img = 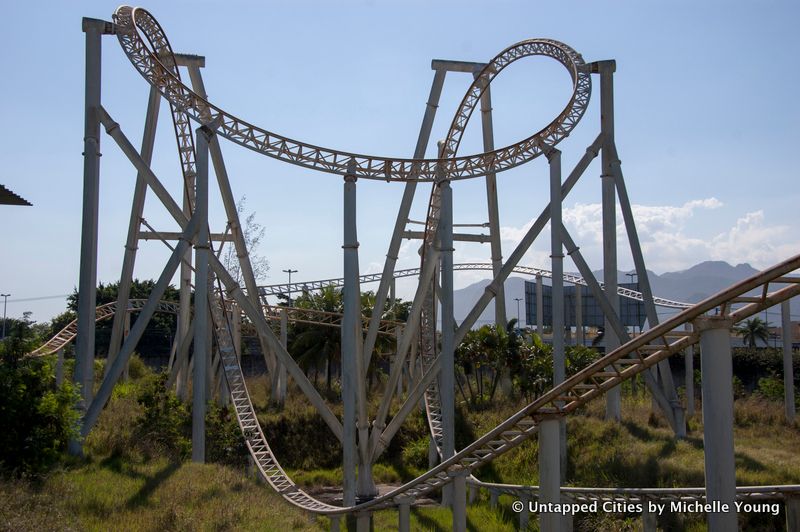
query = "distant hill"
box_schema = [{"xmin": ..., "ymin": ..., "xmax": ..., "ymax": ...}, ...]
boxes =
[{"xmin": 453, "ymin": 260, "xmax": 794, "ymax": 327}]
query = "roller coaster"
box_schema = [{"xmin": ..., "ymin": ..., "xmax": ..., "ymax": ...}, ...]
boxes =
[{"xmin": 54, "ymin": 6, "xmax": 800, "ymax": 531}]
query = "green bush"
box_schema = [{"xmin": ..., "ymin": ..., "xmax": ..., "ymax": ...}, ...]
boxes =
[
  {"xmin": 126, "ymin": 354, "xmax": 149, "ymax": 380},
  {"xmin": 133, "ymin": 373, "xmax": 191, "ymax": 461},
  {"xmin": 756, "ymin": 375, "xmax": 784, "ymax": 401},
  {"xmin": 400, "ymin": 437, "xmax": 430, "ymax": 469},
  {"xmin": 0, "ymin": 356, "xmax": 80, "ymax": 476},
  {"xmin": 206, "ymin": 402, "xmax": 247, "ymax": 468},
  {"xmin": 732, "ymin": 375, "xmax": 746, "ymax": 399}
]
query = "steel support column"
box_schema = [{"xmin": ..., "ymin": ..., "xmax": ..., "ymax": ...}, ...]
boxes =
[
  {"xmin": 536, "ymin": 274, "xmax": 544, "ymax": 336},
  {"xmin": 107, "ymin": 85, "xmax": 160, "ymax": 375},
  {"xmin": 177, "ymin": 158, "xmax": 195, "ymax": 402},
  {"xmin": 342, "ymin": 166, "xmax": 359, "ymax": 507},
  {"xmin": 474, "ymin": 75, "xmax": 506, "ymax": 327},
  {"xmin": 277, "ymin": 307, "xmax": 288, "ymax": 405},
  {"xmin": 539, "ymin": 417, "xmax": 562, "ymax": 532},
  {"xmin": 782, "ymin": 300, "xmax": 796, "ymax": 424},
  {"xmin": 685, "ymin": 322, "xmax": 695, "ymax": 418},
  {"xmin": 187, "ymin": 62, "xmax": 278, "ymax": 399},
  {"xmin": 362, "ymin": 69, "xmax": 446, "ymax": 370},
  {"xmin": 439, "ymin": 175, "xmax": 456, "ymax": 506},
  {"xmin": 575, "ymin": 283, "xmax": 583, "ymax": 345},
  {"xmin": 599, "ymin": 60, "xmax": 620, "ymax": 422},
  {"xmin": 82, "ymin": 219, "xmax": 199, "ymax": 436},
  {"xmin": 696, "ymin": 316, "xmax": 737, "ymax": 531},
  {"xmin": 192, "ymin": 126, "xmax": 211, "ymax": 464},
  {"xmin": 449, "ymin": 469, "xmax": 468, "ymax": 532},
  {"xmin": 396, "ymin": 497, "xmax": 412, "ymax": 532},
  {"xmin": 73, "ymin": 20, "xmax": 103, "ymax": 455},
  {"xmin": 548, "ymin": 147, "xmax": 567, "ymax": 478}
]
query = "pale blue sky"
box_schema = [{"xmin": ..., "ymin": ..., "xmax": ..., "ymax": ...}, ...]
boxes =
[{"xmin": 1, "ymin": 1, "xmax": 798, "ymax": 322}]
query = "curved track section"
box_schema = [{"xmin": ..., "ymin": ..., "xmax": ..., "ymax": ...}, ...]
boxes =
[
  {"xmin": 261, "ymin": 304, "xmax": 401, "ymax": 336},
  {"xmin": 477, "ymin": 481, "xmax": 800, "ymax": 504},
  {"xmin": 25, "ymin": 299, "xmax": 398, "ymax": 361},
  {"xmin": 417, "ymin": 40, "xmax": 588, "ymax": 458},
  {"xmin": 239, "ymin": 253, "xmax": 800, "ymax": 515},
  {"xmin": 108, "ymin": 6, "xmax": 800, "ymax": 518},
  {"xmin": 257, "ymin": 262, "xmax": 691, "ymax": 309},
  {"xmin": 112, "ymin": 7, "xmax": 589, "ymax": 182},
  {"xmin": 26, "ymin": 299, "xmax": 180, "ymax": 358}
]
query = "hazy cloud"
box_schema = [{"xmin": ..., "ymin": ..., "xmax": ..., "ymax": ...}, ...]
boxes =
[{"xmin": 498, "ymin": 198, "xmax": 797, "ymax": 273}]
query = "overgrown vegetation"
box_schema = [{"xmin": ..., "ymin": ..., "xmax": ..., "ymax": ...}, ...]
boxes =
[
  {"xmin": 0, "ymin": 316, "xmax": 80, "ymax": 477},
  {"xmin": 2, "ymin": 281, "xmax": 799, "ymax": 530},
  {"xmin": 63, "ymin": 279, "xmax": 180, "ymax": 357},
  {"xmin": 456, "ymin": 323, "xmax": 601, "ymax": 407}
]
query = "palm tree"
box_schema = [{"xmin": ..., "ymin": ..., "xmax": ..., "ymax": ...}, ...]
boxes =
[
  {"xmin": 735, "ymin": 317, "xmax": 770, "ymax": 348},
  {"xmin": 291, "ymin": 285, "xmax": 343, "ymax": 390}
]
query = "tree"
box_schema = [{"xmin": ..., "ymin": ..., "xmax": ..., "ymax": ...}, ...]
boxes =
[
  {"xmin": 0, "ymin": 315, "xmax": 80, "ymax": 476},
  {"xmin": 290, "ymin": 286, "xmax": 343, "ymax": 391},
  {"xmin": 286, "ymin": 287, "xmax": 409, "ymax": 393},
  {"xmin": 66, "ymin": 280, "xmax": 180, "ymax": 357},
  {"xmin": 735, "ymin": 317, "xmax": 770, "ymax": 348},
  {"xmin": 221, "ymin": 195, "xmax": 269, "ymax": 284},
  {"xmin": 455, "ymin": 324, "xmax": 509, "ymax": 407}
]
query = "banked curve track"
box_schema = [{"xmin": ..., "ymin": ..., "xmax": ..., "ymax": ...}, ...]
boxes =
[
  {"xmin": 257, "ymin": 262, "xmax": 692, "ymax": 309},
  {"xmin": 221, "ymin": 254, "xmax": 800, "ymax": 516},
  {"xmin": 107, "ymin": 5, "xmax": 800, "ymax": 518},
  {"xmin": 24, "ymin": 299, "xmax": 401, "ymax": 359},
  {"xmin": 112, "ymin": 7, "xmax": 590, "ymax": 182}
]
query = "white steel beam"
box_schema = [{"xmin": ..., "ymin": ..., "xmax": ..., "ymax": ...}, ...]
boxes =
[
  {"xmin": 73, "ymin": 19, "xmax": 104, "ymax": 455},
  {"xmin": 695, "ymin": 316, "xmax": 738, "ymax": 531}
]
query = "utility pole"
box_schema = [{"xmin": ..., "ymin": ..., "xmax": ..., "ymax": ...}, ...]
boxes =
[
  {"xmin": 282, "ymin": 268, "xmax": 298, "ymax": 306},
  {"xmin": 1, "ymin": 293, "xmax": 9, "ymax": 339},
  {"xmin": 514, "ymin": 297, "xmax": 523, "ymax": 329},
  {"xmin": 626, "ymin": 272, "xmax": 638, "ymax": 335}
]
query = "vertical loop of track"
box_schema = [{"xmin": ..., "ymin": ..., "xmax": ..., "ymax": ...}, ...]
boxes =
[
  {"xmin": 97, "ymin": 6, "xmax": 800, "ymax": 518},
  {"xmin": 111, "ymin": 6, "xmax": 590, "ymax": 181},
  {"xmin": 418, "ymin": 40, "xmax": 590, "ymax": 456}
]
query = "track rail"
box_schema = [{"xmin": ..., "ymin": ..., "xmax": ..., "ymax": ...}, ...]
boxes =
[
  {"xmin": 24, "ymin": 299, "xmax": 398, "ymax": 359},
  {"xmin": 113, "ymin": 7, "xmax": 589, "ymax": 182},
  {"xmin": 476, "ymin": 480, "xmax": 800, "ymax": 503},
  {"xmin": 26, "ymin": 299, "xmax": 180, "ymax": 358},
  {"xmin": 105, "ymin": 6, "xmax": 800, "ymax": 518},
  {"xmin": 214, "ymin": 255, "xmax": 800, "ymax": 515},
  {"xmin": 410, "ymin": 38, "xmax": 589, "ymax": 457},
  {"xmin": 257, "ymin": 262, "xmax": 691, "ymax": 309},
  {"xmin": 261, "ymin": 304, "xmax": 401, "ymax": 337}
]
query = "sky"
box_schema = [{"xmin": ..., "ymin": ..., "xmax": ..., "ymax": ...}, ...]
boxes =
[{"xmin": 0, "ymin": 0, "xmax": 798, "ymax": 323}]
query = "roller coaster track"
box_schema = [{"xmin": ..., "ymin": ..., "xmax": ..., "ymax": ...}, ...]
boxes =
[
  {"xmin": 216, "ymin": 248, "xmax": 800, "ymax": 516},
  {"xmin": 24, "ymin": 299, "xmax": 399, "ymax": 360},
  {"xmin": 411, "ymin": 39, "xmax": 589, "ymax": 467},
  {"xmin": 261, "ymin": 304, "xmax": 401, "ymax": 337},
  {"xmin": 107, "ymin": 5, "xmax": 800, "ymax": 518},
  {"xmin": 112, "ymin": 8, "xmax": 589, "ymax": 183},
  {"xmin": 477, "ymin": 481, "xmax": 800, "ymax": 504},
  {"xmin": 26, "ymin": 299, "xmax": 180, "ymax": 358},
  {"xmin": 257, "ymin": 262, "xmax": 692, "ymax": 309}
]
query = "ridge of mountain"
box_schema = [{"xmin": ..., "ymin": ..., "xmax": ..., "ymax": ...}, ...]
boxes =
[{"xmin": 452, "ymin": 260, "xmax": 789, "ymax": 326}]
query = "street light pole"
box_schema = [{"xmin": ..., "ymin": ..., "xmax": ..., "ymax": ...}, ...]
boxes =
[
  {"xmin": 1, "ymin": 293, "xmax": 9, "ymax": 340},
  {"xmin": 626, "ymin": 272, "xmax": 638, "ymax": 336},
  {"xmin": 514, "ymin": 297, "xmax": 523, "ymax": 329},
  {"xmin": 282, "ymin": 268, "xmax": 298, "ymax": 306}
]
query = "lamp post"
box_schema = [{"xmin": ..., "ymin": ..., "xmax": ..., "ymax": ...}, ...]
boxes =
[
  {"xmin": 626, "ymin": 272, "xmax": 639, "ymax": 336},
  {"xmin": 1, "ymin": 293, "xmax": 9, "ymax": 340},
  {"xmin": 514, "ymin": 297, "xmax": 523, "ymax": 329},
  {"xmin": 282, "ymin": 269, "xmax": 298, "ymax": 306}
]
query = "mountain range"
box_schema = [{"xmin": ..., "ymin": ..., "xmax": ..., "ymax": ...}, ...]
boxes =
[{"xmin": 453, "ymin": 260, "xmax": 795, "ymax": 327}]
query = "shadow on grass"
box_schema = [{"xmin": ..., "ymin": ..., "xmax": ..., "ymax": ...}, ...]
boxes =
[{"xmin": 125, "ymin": 461, "xmax": 180, "ymax": 509}]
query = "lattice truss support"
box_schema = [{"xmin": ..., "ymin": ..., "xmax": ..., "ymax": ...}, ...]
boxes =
[{"xmin": 67, "ymin": 8, "xmax": 799, "ymax": 531}]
